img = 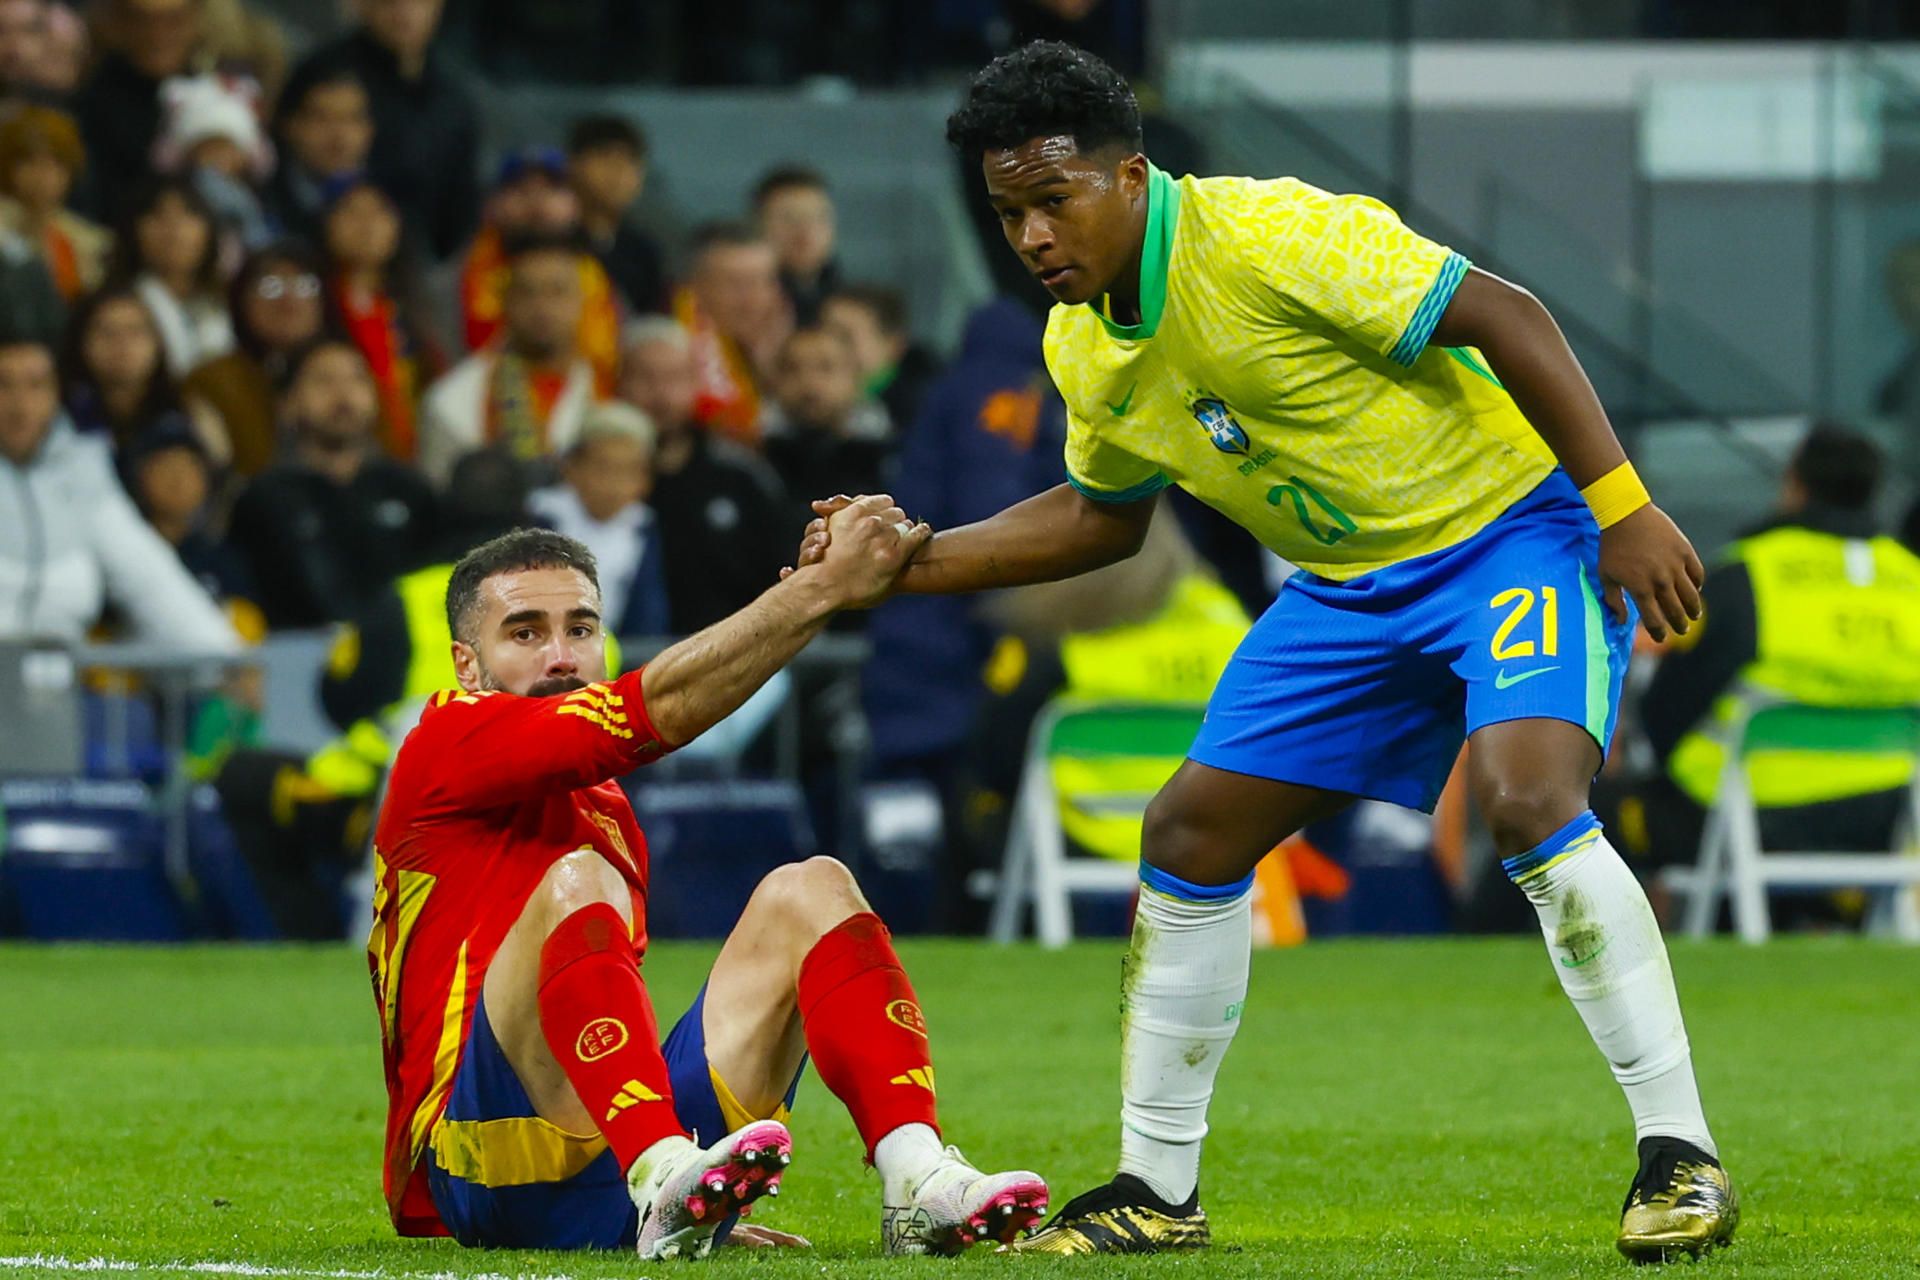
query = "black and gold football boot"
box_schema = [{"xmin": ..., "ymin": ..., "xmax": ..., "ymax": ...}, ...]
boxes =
[
  {"xmin": 1002, "ymin": 1174, "xmax": 1209, "ymax": 1256},
  {"xmin": 1617, "ymin": 1137, "xmax": 1739, "ymax": 1263}
]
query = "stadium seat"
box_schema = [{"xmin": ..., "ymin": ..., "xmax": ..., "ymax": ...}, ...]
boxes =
[
  {"xmin": 0, "ymin": 779, "xmax": 190, "ymax": 941},
  {"xmin": 989, "ymin": 699, "xmax": 1206, "ymax": 947},
  {"xmin": 1672, "ymin": 697, "xmax": 1920, "ymax": 943}
]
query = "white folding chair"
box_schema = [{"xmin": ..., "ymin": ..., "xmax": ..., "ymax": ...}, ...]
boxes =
[
  {"xmin": 989, "ymin": 699, "xmax": 1205, "ymax": 948},
  {"xmin": 1673, "ymin": 695, "xmax": 1920, "ymax": 943}
]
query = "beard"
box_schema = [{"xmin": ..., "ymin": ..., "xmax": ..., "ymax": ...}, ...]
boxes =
[{"xmin": 476, "ymin": 664, "xmax": 589, "ymax": 699}]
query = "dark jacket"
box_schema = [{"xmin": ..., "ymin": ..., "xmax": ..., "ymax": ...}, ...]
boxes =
[
  {"xmin": 292, "ymin": 31, "xmax": 481, "ymax": 260},
  {"xmin": 860, "ymin": 297, "xmax": 1068, "ymax": 762},
  {"xmin": 225, "ymin": 454, "xmax": 437, "ymax": 628},
  {"xmin": 592, "ymin": 222, "xmax": 669, "ymax": 317},
  {"xmin": 650, "ymin": 432, "xmax": 791, "ymax": 634},
  {"xmin": 70, "ymin": 54, "xmax": 165, "ymax": 225}
]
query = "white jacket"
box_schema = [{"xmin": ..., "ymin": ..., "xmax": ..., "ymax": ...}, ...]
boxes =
[
  {"xmin": 417, "ymin": 352, "xmax": 597, "ymax": 489},
  {"xmin": 0, "ymin": 418, "xmax": 240, "ymax": 652}
]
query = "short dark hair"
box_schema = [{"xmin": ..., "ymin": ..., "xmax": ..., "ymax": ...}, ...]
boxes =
[
  {"xmin": 502, "ymin": 227, "xmax": 588, "ymax": 267},
  {"xmin": 275, "ymin": 62, "xmax": 366, "ymax": 132},
  {"xmin": 276, "ymin": 336, "xmax": 365, "ymax": 397},
  {"xmin": 945, "ymin": 40, "xmax": 1143, "ymax": 166},
  {"xmin": 752, "ymin": 165, "xmax": 827, "ymax": 209},
  {"xmin": 687, "ymin": 219, "xmax": 765, "ymax": 261},
  {"xmin": 825, "ymin": 284, "xmax": 908, "ymax": 338},
  {"xmin": 446, "ymin": 528, "xmax": 601, "ymax": 644},
  {"xmin": 568, "ymin": 114, "xmax": 648, "ymax": 162},
  {"xmin": 1790, "ymin": 422, "xmax": 1883, "ymax": 512}
]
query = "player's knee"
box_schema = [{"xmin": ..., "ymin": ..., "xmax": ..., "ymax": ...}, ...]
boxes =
[
  {"xmin": 1478, "ymin": 778, "xmax": 1584, "ymax": 858},
  {"xmin": 1141, "ymin": 789, "xmax": 1212, "ymax": 882},
  {"xmin": 748, "ymin": 856, "xmax": 865, "ymax": 941},
  {"xmin": 530, "ymin": 849, "xmax": 630, "ymax": 933}
]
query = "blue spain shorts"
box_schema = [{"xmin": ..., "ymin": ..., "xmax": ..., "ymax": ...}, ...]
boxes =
[
  {"xmin": 425, "ymin": 984, "xmax": 805, "ymax": 1251},
  {"xmin": 1189, "ymin": 470, "xmax": 1638, "ymax": 813}
]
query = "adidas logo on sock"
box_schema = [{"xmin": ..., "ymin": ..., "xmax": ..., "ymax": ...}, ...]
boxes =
[
  {"xmin": 889, "ymin": 1067, "xmax": 936, "ymax": 1093},
  {"xmin": 604, "ymin": 1078, "xmax": 663, "ymax": 1122}
]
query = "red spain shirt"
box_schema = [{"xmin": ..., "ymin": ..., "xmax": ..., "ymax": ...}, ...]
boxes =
[{"xmin": 367, "ymin": 671, "xmax": 669, "ymax": 1234}]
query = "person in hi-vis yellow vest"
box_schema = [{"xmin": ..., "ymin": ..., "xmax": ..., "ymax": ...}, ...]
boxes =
[{"xmin": 1617, "ymin": 425, "xmax": 1920, "ymax": 889}]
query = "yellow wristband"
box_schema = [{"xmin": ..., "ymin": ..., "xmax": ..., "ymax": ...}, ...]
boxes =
[{"xmin": 1580, "ymin": 461, "xmax": 1651, "ymax": 530}]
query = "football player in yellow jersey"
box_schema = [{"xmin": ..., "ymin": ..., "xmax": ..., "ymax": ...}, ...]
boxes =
[{"xmin": 800, "ymin": 41, "xmax": 1733, "ymax": 1263}]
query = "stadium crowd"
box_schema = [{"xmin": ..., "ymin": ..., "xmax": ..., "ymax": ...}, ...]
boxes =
[
  {"xmin": 7, "ymin": 0, "xmax": 1919, "ymax": 950},
  {"xmin": 0, "ymin": 0, "xmax": 1178, "ymax": 939}
]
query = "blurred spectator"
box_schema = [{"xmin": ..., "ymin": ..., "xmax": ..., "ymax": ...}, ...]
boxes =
[
  {"xmin": 117, "ymin": 417, "xmax": 253, "ymax": 605},
  {"xmin": 321, "ymin": 175, "xmax": 441, "ymax": 463},
  {"xmin": 1613, "ymin": 425, "xmax": 1920, "ymax": 888},
  {"xmin": 182, "ymin": 240, "xmax": 326, "ymax": 477},
  {"xmin": 1000, "ymin": 0, "xmax": 1146, "ymax": 78},
  {"xmin": 151, "ymin": 72, "xmax": 274, "ymax": 251},
  {"xmin": 61, "ymin": 283, "xmax": 228, "ymax": 460},
  {"xmin": 752, "ymin": 165, "xmax": 839, "ymax": 324},
  {"xmin": 421, "ymin": 232, "xmax": 597, "ymax": 487},
  {"xmin": 821, "ymin": 284, "xmax": 938, "ymax": 435},
  {"xmin": 71, "ymin": 0, "xmax": 213, "ymax": 225},
  {"xmin": 37, "ymin": 3, "xmax": 86, "ymax": 96},
  {"xmin": 0, "ymin": 0, "xmax": 49, "ymax": 107},
  {"xmin": 293, "ymin": 0, "xmax": 479, "ymax": 260},
  {"xmin": 760, "ymin": 324, "xmax": 889, "ymax": 537},
  {"xmin": 111, "ymin": 175, "xmax": 234, "ymax": 377},
  {"xmin": 672, "ymin": 221, "xmax": 789, "ymax": 446},
  {"xmin": 0, "ymin": 106, "xmax": 110, "ymax": 301},
  {"xmin": 567, "ymin": 113, "xmax": 666, "ymax": 316},
  {"xmin": 0, "ymin": 329, "xmax": 238, "ymax": 648},
  {"xmin": 620, "ymin": 315, "xmax": 789, "ymax": 633},
  {"xmin": 1875, "ymin": 238, "xmax": 1920, "ymax": 421},
  {"xmin": 197, "ymin": 0, "xmax": 286, "ymax": 100},
  {"xmin": 0, "ymin": 223, "xmax": 64, "ymax": 343},
  {"xmin": 460, "ymin": 147, "xmax": 620, "ymax": 391},
  {"xmin": 225, "ymin": 337, "xmax": 434, "ymax": 628},
  {"xmin": 265, "ymin": 64, "xmax": 373, "ymax": 246},
  {"xmin": 860, "ymin": 295, "xmax": 1066, "ymax": 770},
  {"xmin": 528, "ymin": 400, "xmax": 669, "ymax": 638}
]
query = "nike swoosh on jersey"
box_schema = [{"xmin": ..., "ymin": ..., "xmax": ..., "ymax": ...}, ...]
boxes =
[
  {"xmin": 1106, "ymin": 382, "xmax": 1138, "ymax": 416},
  {"xmin": 1494, "ymin": 665, "xmax": 1561, "ymax": 690}
]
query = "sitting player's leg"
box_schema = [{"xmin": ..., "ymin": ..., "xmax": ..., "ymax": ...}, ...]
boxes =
[
  {"xmin": 687, "ymin": 855, "xmax": 1047, "ymax": 1254},
  {"xmin": 452, "ymin": 850, "xmax": 789, "ymax": 1258},
  {"xmin": 1016, "ymin": 762, "xmax": 1349, "ymax": 1256},
  {"xmin": 1469, "ymin": 721, "xmax": 1735, "ymax": 1260}
]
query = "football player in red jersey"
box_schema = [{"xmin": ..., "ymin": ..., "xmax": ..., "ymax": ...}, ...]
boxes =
[{"xmin": 369, "ymin": 498, "xmax": 1047, "ymax": 1260}]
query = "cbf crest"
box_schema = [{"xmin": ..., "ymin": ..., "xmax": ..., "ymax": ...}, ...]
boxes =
[{"xmin": 1191, "ymin": 396, "xmax": 1249, "ymax": 456}]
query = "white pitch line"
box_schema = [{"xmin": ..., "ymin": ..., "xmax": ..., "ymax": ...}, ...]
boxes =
[{"xmin": 0, "ymin": 1256, "xmax": 578, "ymax": 1280}]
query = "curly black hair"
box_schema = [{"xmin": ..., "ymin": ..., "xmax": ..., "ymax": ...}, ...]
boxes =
[{"xmin": 945, "ymin": 41, "xmax": 1142, "ymax": 165}]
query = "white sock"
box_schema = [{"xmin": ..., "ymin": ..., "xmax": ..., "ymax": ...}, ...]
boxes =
[
  {"xmin": 1508, "ymin": 813, "xmax": 1717, "ymax": 1157},
  {"xmin": 874, "ymin": 1122, "xmax": 946, "ymax": 1196},
  {"xmin": 1115, "ymin": 877, "xmax": 1252, "ymax": 1205}
]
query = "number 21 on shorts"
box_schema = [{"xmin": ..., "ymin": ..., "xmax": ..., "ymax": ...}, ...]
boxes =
[{"xmin": 1489, "ymin": 586, "xmax": 1558, "ymax": 661}]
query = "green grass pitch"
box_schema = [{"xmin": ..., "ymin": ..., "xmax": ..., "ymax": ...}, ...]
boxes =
[{"xmin": 2, "ymin": 937, "xmax": 1917, "ymax": 1278}]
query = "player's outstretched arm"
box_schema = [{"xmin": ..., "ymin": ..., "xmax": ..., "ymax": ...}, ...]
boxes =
[
  {"xmin": 790, "ymin": 482, "xmax": 1154, "ymax": 597},
  {"xmin": 1432, "ymin": 267, "xmax": 1705, "ymax": 642},
  {"xmin": 641, "ymin": 495, "xmax": 931, "ymax": 746}
]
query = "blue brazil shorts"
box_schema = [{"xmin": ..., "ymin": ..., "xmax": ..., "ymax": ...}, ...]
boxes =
[
  {"xmin": 426, "ymin": 984, "xmax": 804, "ymax": 1250},
  {"xmin": 1189, "ymin": 469, "xmax": 1638, "ymax": 813}
]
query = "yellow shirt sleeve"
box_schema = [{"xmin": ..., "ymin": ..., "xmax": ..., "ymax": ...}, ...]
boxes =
[
  {"xmin": 1243, "ymin": 179, "xmax": 1469, "ymax": 367},
  {"xmin": 1064, "ymin": 403, "xmax": 1168, "ymax": 502}
]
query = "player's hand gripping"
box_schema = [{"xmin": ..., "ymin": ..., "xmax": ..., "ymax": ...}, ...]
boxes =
[
  {"xmin": 1598, "ymin": 503, "xmax": 1705, "ymax": 643},
  {"xmin": 782, "ymin": 493, "xmax": 906, "ymax": 580},
  {"xmin": 811, "ymin": 493, "xmax": 931, "ymax": 609}
]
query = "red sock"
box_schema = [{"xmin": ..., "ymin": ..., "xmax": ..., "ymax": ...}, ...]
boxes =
[
  {"xmin": 796, "ymin": 913, "xmax": 940, "ymax": 1159},
  {"xmin": 537, "ymin": 903, "xmax": 684, "ymax": 1171}
]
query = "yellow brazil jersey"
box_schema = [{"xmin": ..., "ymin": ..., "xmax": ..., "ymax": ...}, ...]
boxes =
[{"xmin": 1045, "ymin": 165, "xmax": 1557, "ymax": 581}]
